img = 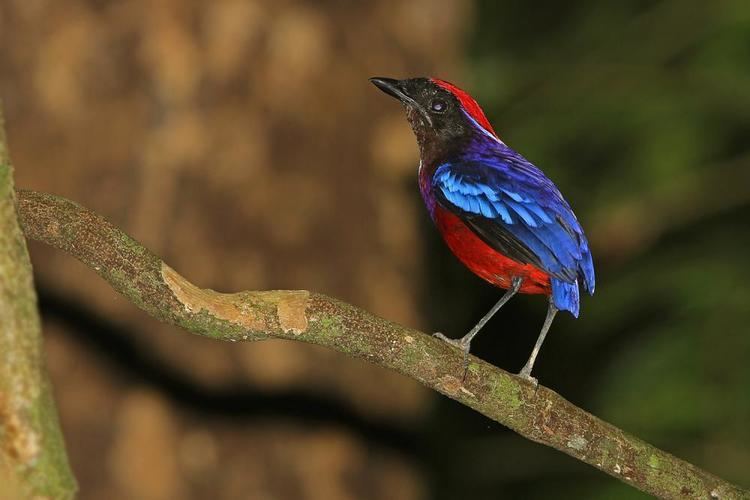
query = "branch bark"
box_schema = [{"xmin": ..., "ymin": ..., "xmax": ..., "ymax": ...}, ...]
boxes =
[
  {"xmin": 0, "ymin": 115, "xmax": 76, "ymax": 497},
  {"xmin": 15, "ymin": 189, "xmax": 750, "ymax": 500}
]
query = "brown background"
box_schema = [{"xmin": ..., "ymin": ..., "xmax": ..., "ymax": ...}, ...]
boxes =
[
  {"xmin": 1, "ymin": 1, "xmax": 470, "ymax": 498},
  {"xmin": 5, "ymin": 1, "xmax": 750, "ymax": 498}
]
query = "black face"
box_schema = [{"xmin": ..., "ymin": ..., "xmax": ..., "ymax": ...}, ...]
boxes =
[{"xmin": 370, "ymin": 77, "xmax": 473, "ymax": 159}]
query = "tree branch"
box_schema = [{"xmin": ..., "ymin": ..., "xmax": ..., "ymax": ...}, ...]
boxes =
[
  {"xmin": 15, "ymin": 189, "xmax": 749, "ymax": 499},
  {"xmin": 0, "ymin": 118, "xmax": 76, "ymax": 496}
]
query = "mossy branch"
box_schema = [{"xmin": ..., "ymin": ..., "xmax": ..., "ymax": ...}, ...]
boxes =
[
  {"xmin": 0, "ymin": 114, "xmax": 76, "ymax": 497},
  {"xmin": 14, "ymin": 189, "xmax": 750, "ymax": 500}
]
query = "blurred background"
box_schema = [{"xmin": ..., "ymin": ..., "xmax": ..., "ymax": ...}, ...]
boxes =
[{"xmin": 1, "ymin": 0, "xmax": 749, "ymax": 498}]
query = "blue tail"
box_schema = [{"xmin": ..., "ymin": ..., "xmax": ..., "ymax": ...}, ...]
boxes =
[{"xmin": 551, "ymin": 278, "xmax": 580, "ymax": 317}]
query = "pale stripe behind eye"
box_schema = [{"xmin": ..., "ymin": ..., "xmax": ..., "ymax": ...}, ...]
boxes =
[{"xmin": 462, "ymin": 110, "xmax": 503, "ymax": 144}]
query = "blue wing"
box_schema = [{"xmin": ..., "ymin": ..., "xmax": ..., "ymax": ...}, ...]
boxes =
[{"xmin": 432, "ymin": 150, "xmax": 595, "ymax": 316}]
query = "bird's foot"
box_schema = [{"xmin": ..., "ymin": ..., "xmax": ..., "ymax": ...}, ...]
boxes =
[
  {"xmin": 433, "ymin": 332, "xmax": 472, "ymax": 379},
  {"xmin": 517, "ymin": 366, "xmax": 538, "ymax": 388},
  {"xmin": 433, "ymin": 332, "xmax": 471, "ymax": 352}
]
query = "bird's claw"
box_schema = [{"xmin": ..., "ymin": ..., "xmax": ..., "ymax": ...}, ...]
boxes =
[
  {"xmin": 433, "ymin": 332, "xmax": 470, "ymax": 353},
  {"xmin": 433, "ymin": 332, "xmax": 472, "ymax": 380},
  {"xmin": 517, "ymin": 367, "xmax": 538, "ymax": 388},
  {"xmin": 432, "ymin": 332, "xmax": 454, "ymax": 344}
]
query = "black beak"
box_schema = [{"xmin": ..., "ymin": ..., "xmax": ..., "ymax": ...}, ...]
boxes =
[
  {"xmin": 369, "ymin": 77, "xmax": 409, "ymax": 102},
  {"xmin": 369, "ymin": 76, "xmax": 432, "ymax": 125}
]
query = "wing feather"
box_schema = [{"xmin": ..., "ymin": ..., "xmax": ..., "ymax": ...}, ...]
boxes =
[{"xmin": 432, "ymin": 155, "xmax": 595, "ymax": 294}]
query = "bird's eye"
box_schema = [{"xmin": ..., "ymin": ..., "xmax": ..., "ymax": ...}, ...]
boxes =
[{"xmin": 430, "ymin": 99, "xmax": 447, "ymax": 113}]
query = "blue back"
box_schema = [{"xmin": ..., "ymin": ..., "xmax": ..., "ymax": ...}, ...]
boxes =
[{"xmin": 431, "ymin": 142, "xmax": 595, "ymax": 316}]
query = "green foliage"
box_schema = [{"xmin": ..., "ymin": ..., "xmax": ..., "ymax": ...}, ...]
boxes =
[{"xmin": 428, "ymin": 1, "xmax": 750, "ymax": 497}]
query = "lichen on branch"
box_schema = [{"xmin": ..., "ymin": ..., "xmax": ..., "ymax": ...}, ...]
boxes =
[{"xmin": 14, "ymin": 189, "xmax": 750, "ymax": 500}]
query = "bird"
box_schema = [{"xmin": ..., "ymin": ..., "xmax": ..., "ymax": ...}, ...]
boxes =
[{"xmin": 370, "ymin": 77, "xmax": 595, "ymax": 383}]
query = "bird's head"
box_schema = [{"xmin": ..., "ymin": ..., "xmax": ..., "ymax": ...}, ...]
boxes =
[{"xmin": 370, "ymin": 77, "xmax": 500, "ymax": 161}]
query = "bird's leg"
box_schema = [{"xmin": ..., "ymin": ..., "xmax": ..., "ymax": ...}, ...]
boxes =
[
  {"xmin": 518, "ymin": 298, "xmax": 558, "ymax": 385},
  {"xmin": 434, "ymin": 277, "xmax": 523, "ymax": 371}
]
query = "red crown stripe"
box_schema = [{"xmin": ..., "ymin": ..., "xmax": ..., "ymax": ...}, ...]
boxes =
[{"xmin": 431, "ymin": 79, "xmax": 498, "ymax": 138}]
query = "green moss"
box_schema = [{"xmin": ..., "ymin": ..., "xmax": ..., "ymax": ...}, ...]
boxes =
[
  {"xmin": 175, "ymin": 309, "xmax": 261, "ymax": 342},
  {"xmin": 313, "ymin": 314, "xmax": 345, "ymax": 339},
  {"xmin": 397, "ymin": 338, "xmax": 427, "ymax": 368},
  {"xmin": 107, "ymin": 267, "xmax": 145, "ymax": 306},
  {"xmin": 0, "ymin": 164, "xmax": 9, "ymax": 194},
  {"xmin": 30, "ymin": 381, "xmax": 77, "ymax": 498},
  {"xmin": 489, "ymin": 372, "xmax": 523, "ymax": 411}
]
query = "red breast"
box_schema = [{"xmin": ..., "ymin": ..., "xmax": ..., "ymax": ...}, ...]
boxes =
[{"xmin": 433, "ymin": 205, "xmax": 551, "ymax": 295}]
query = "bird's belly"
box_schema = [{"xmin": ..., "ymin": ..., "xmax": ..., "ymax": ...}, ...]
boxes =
[{"xmin": 434, "ymin": 206, "xmax": 550, "ymax": 294}]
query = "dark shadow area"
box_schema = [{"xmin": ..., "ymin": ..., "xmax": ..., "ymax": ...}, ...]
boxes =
[{"xmin": 37, "ymin": 285, "xmax": 426, "ymax": 459}]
